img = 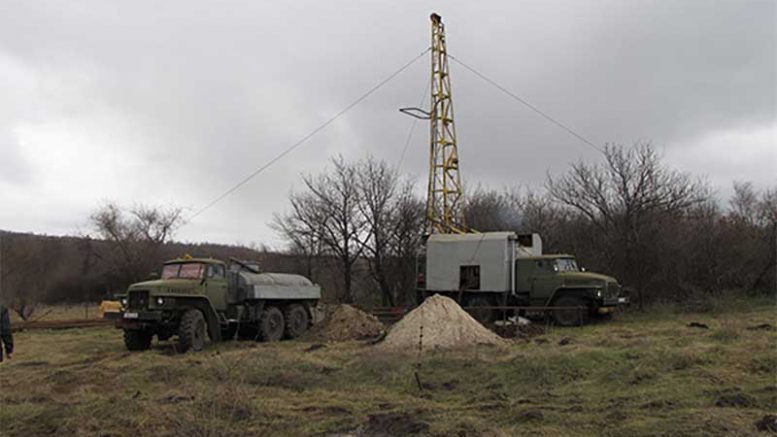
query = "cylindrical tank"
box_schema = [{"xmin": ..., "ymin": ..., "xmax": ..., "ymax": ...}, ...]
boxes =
[
  {"xmin": 240, "ymin": 272, "xmax": 315, "ymax": 287},
  {"xmin": 238, "ymin": 272, "xmax": 321, "ymax": 301}
]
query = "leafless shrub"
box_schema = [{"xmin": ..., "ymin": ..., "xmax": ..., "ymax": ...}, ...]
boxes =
[{"xmin": 90, "ymin": 203, "xmax": 183, "ymax": 284}]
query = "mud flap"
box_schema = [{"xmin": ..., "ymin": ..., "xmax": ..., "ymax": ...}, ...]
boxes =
[{"xmin": 206, "ymin": 311, "xmax": 222, "ymax": 342}]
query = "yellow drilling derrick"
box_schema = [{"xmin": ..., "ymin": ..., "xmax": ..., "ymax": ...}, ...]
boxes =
[
  {"xmin": 427, "ymin": 13, "xmax": 466, "ymax": 234},
  {"xmin": 400, "ymin": 13, "xmax": 468, "ymax": 234}
]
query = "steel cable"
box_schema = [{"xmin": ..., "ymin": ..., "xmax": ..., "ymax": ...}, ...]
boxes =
[
  {"xmin": 184, "ymin": 48, "xmax": 431, "ymax": 225},
  {"xmin": 449, "ymin": 55, "xmax": 605, "ymax": 154}
]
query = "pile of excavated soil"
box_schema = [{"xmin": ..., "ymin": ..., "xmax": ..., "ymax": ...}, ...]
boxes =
[
  {"xmin": 379, "ymin": 294, "xmax": 505, "ymax": 350},
  {"xmin": 308, "ymin": 304, "xmax": 385, "ymax": 342}
]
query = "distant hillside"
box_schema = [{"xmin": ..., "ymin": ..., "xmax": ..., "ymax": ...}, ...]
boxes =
[{"xmin": 0, "ymin": 230, "xmax": 372, "ymax": 305}]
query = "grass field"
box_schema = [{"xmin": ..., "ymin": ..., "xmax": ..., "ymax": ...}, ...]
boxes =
[{"xmin": 1, "ymin": 301, "xmax": 775, "ymax": 436}]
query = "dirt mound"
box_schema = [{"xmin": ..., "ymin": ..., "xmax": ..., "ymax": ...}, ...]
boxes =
[
  {"xmin": 309, "ymin": 305, "xmax": 385, "ymax": 342},
  {"xmin": 379, "ymin": 294, "xmax": 505, "ymax": 350}
]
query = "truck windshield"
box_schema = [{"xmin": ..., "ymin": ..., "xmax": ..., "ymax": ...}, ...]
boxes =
[
  {"xmin": 161, "ymin": 263, "xmax": 205, "ymax": 279},
  {"xmin": 554, "ymin": 259, "xmax": 579, "ymax": 272}
]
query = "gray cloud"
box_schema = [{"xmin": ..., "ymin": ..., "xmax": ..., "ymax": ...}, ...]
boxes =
[
  {"xmin": 0, "ymin": 0, "xmax": 774, "ymax": 245},
  {"xmin": 0, "ymin": 131, "xmax": 30, "ymax": 185}
]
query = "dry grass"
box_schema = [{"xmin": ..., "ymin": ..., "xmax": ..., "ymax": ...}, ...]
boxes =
[{"xmin": 0, "ymin": 301, "xmax": 775, "ymax": 436}]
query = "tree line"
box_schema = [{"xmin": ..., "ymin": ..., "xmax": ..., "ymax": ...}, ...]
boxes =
[
  {"xmin": 273, "ymin": 143, "xmax": 776, "ymax": 309},
  {"xmin": 1, "ymin": 142, "xmax": 774, "ymax": 318},
  {"xmin": 0, "ymin": 226, "xmax": 275, "ymax": 319}
]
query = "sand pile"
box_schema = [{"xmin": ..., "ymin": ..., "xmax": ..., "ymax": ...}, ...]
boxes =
[
  {"xmin": 380, "ymin": 294, "xmax": 505, "ymax": 350},
  {"xmin": 309, "ymin": 304, "xmax": 385, "ymax": 342}
]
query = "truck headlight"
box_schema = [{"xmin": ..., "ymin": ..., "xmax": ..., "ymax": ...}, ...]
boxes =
[
  {"xmin": 596, "ymin": 290, "xmax": 602, "ymax": 298},
  {"xmin": 156, "ymin": 297, "xmax": 165, "ymax": 306},
  {"xmin": 121, "ymin": 298, "xmax": 128, "ymax": 306}
]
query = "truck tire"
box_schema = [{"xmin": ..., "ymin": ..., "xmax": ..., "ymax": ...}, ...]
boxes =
[
  {"xmin": 467, "ymin": 296, "xmax": 496, "ymax": 325},
  {"xmin": 552, "ymin": 295, "xmax": 589, "ymax": 327},
  {"xmin": 259, "ymin": 306, "xmax": 285, "ymax": 342},
  {"xmin": 124, "ymin": 329, "xmax": 152, "ymax": 351},
  {"xmin": 178, "ymin": 309, "xmax": 207, "ymax": 352},
  {"xmin": 284, "ymin": 304, "xmax": 310, "ymax": 339}
]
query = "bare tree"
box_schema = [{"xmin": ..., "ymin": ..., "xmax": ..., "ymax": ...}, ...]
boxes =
[
  {"xmin": 354, "ymin": 157, "xmax": 425, "ymax": 306},
  {"xmin": 386, "ymin": 181, "xmax": 425, "ymax": 305},
  {"xmin": 355, "ymin": 156, "xmax": 399, "ymax": 305},
  {"xmin": 274, "ymin": 157, "xmax": 368, "ymax": 303},
  {"xmin": 90, "ymin": 203, "xmax": 183, "ymax": 284},
  {"xmin": 271, "ymin": 199, "xmax": 324, "ymax": 281},
  {"xmin": 275, "ymin": 156, "xmax": 424, "ymax": 305},
  {"xmin": 730, "ymin": 182, "xmax": 759, "ymax": 224},
  {"xmin": 734, "ymin": 184, "xmax": 777, "ymax": 291},
  {"xmin": 547, "ymin": 142, "xmax": 708, "ymax": 308}
]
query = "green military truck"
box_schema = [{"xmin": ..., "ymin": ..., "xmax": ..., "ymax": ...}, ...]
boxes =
[
  {"xmin": 417, "ymin": 232, "xmax": 628, "ymax": 326},
  {"xmin": 512, "ymin": 254, "xmax": 627, "ymax": 325},
  {"xmin": 116, "ymin": 257, "xmax": 320, "ymax": 352}
]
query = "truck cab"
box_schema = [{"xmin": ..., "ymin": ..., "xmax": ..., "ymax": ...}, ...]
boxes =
[
  {"xmin": 514, "ymin": 255, "xmax": 628, "ymax": 325},
  {"xmin": 119, "ymin": 257, "xmax": 230, "ymax": 351}
]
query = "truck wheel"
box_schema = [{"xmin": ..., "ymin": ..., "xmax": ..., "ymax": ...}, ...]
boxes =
[
  {"xmin": 467, "ymin": 296, "xmax": 496, "ymax": 325},
  {"xmin": 178, "ymin": 309, "xmax": 207, "ymax": 352},
  {"xmin": 259, "ymin": 306, "xmax": 285, "ymax": 342},
  {"xmin": 124, "ymin": 329, "xmax": 152, "ymax": 351},
  {"xmin": 284, "ymin": 304, "xmax": 310, "ymax": 339},
  {"xmin": 552, "ymin": 296, "xmax": 589, "ymax": 327}
]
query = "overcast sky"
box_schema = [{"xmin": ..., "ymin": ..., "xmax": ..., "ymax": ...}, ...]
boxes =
[{"xmin": 1, "ymin": 0, "xmax": 775, "ymax": 247}]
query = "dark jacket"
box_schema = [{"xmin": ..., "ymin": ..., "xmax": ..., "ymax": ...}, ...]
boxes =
[{"xmin": 0, "ymin": 305, "xmax": 13, "ymax": 362}]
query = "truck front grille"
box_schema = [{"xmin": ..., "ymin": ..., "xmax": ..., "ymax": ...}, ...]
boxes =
[{"xmin": 128, "ymin": 290, "xmax": 149, "ymax": 310}]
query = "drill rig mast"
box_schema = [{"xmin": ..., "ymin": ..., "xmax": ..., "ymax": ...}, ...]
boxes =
[{"xmin": 427, "ymin": 13, "xmax": 466, "ymax": 234}]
